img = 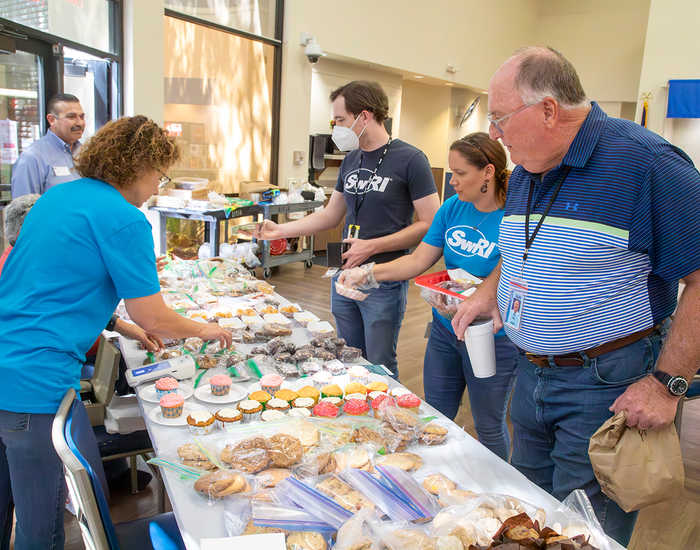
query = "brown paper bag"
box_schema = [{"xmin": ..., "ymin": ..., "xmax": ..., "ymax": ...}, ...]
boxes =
[{"xmin": 588, "ymin": 410, "xmax": 685, "ymax": 512}]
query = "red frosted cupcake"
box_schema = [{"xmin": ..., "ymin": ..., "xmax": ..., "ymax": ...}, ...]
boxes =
[
  {"xmin": 397, "ymin": 393, "xmax": 421, "ymax": 413},
  {"xmin": 312, "ymin": 401, "xmax": 339, "ymax": 418},
  {"xmin": 343, "ymin": 398, "xmax": 370, "ymax": 417},
  {"xmin": 209, "ymin": 374, "xmax": 232, "ymax": 396},
  {"xmin": 159, "ymin": 393, "xmax": 184, "ymax": 418},
  {"xmin": 371, "ymin": 393, "xmax": 397, "ymax": 418}
]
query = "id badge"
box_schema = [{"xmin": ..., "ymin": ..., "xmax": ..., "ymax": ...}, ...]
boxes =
[
  {"xmin": 504, "ymin": 278, "xmax": 528, "ymax": 330},
  {"xmin": 53, "ymin": 166, "xmax": 71, "ymax": 176}
]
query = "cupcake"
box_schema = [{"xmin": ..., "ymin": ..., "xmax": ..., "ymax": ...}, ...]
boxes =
[
  {"xmin": 366, "ymin": 381, "xmax": 389, "ymax": 393},
  {"xmin": 155, "ymin": 376, "xmax": 179, "ymax": 397},
  {"xmin": 215, "ymin": 407, "xmax": 243, "ymax": 431},
  {"xmin": 249, "ymin": 390, "xmax": 272, "ymax": 408},
  {"xmin": 345, "ymin": 393, "xmax": 367, "ymax": 402},
  {"xmin": 348, "ymin": 365, "xmax": 370, "ymax": 385},
  {"xmin": 311, "ymin": 371, "xmax": 333, "ymax": 389},
  {"xmin": 274, "ymin": 389, "xmax": 298, "ymax": 405},
  {"xmin": 312, "ymin": 401, "xmax": 339, "ymax": 418},
  {"xmin": 367, "ymin": 390, "xmax": 385, "ymax": 402},
  {"xmin": 343, "ymin": 398, "xmax": 370, "ymax": 417},
  {"xmin": 159, "ymin": 393, "xmax": 184, "ymax": 418},
  {"xmin": 261, "ymin": 409, "xmax": 287, "ymax": 422},
  {"xmin": 288, "ymin": 407, "xmax": 311, "ymax": 419},
  {"xmin": 292, "ymin": 397, "xmax": 315, "ymax": 411},
  {"xmin": 344, "ymin": 382, "xmax": 367, "ymax": 396},
  {"xmin": 390, "ymin": 387, "xmax": 412, "ymax": 398},
  {"xmin": 320, "ymin": 396, "xmax": 344, "ymax": 408},
  {"xmin": 397, "ymin": 393, "xmax": 421, "ymax": 413},
  {"xmin": 237, "ymin": 399, "xmax": 263, "ymax": 423},
  {"xmin": 260, "ymin": 373, "xmax": 283, "ymax": 394},
  {"xmin": 187, "ymin": 410, "xmax": 216, "ymax": 435},
  {"xmin": 209, "ymin": 374, "xmax": 232, "ymax": 396},
  {"xmin": 371, "ymin": 394, "xmax": 396, "ymax": 418},
  {"xmin": 266, "ymin": 397, "xmax": 291, "ymax": 412},
  {"xmin": 296, "ymin": 385, "xmax": 320, "ymax": 404},
  {"xmin": 321, "ymin": 384, "xmax": 343, "ymax": 399}
]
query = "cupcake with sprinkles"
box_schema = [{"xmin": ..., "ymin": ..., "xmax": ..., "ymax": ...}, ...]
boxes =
[
  {"xmin": 154, "ymin": 376, "xmax": 179, "ymax": 398},
  {"xmin": 159, "ymin": 393, "xmax": 184, "ymax": 418}
]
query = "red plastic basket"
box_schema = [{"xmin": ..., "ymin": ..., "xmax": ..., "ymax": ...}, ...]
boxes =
[
  {"xmin": 269, "ymin": 238, "xmax": 287, "ymax": 255},
  {"xmin": 414, "ymin": 270, "xmax": 466, "ymax": 301}
]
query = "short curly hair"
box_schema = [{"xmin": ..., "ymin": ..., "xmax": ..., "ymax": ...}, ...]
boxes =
[{"xmin": 73, "ymin": 115, "xmax": 180, "ymax": 187}]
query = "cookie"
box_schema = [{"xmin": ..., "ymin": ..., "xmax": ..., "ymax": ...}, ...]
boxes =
[
  {"xmin": 177, "ymin": 443, "xmax": 217, "ymax": 470},
  {"xmin": 194, "ymin": 470, "xmax": 248, "ymax": 498},
  {"xmin": 438, "ymin": 488, "xmax": 479, "ymax": 508},
  {"xmin": 257, "ymin": 467, "xmax": 292, "ymax": 488},
  {"xmin": 381, "ymin": 423, "xmax": 414, "ymax": 452},
  {"xmin": 316, "ymin": 477, "xmax": 374, "ymax": 512},
  {"xmin": 391, "ymin": 529, "xmax": 436, "ymax": 550},
  {"xmin": 334, "ymin": 447, "xmax": 371, "ymax": 472},
  {"xmin": 420, "ymin": 422, "xmax": 448, "ymax": 446},
  {"xmin": 221, "ymin": 437, "xmax": 270, "ymax": 473},
  {"xmin": 376, "ymin": 452, "xmax": 423, "ymax": 471},
  {"xmin": 286, "ymin": 531, "xmax": 327, "ymax": 550},
  {"xmin": 315, "ymin": 452, "xmax": 337, "ymax": 475},
  {"xmin": 266, "ymin": 433, "xmax": 304, "ymax": 467},
  {"xmin": 422, "ymin": 473, "xmax": 456, "ymax": 495},
  {"xmin": 351, "ymin": 426, "xmax": 386, "ymax": 448}
]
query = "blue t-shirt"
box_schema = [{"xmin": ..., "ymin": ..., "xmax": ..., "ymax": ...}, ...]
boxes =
[
  {"xmin": 335, "ymin": 139, "xmax": 437, "ymax": 264},
  {"xmin": 422, "ymin": 195, "xmax": 504, "ymax": 333},
  {"xmin": 0, "ymin": 178, "xmax": 160, "ymax": 413}
]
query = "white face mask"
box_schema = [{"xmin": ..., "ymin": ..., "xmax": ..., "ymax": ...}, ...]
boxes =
[{"xmin": 331, "ymin": 115, "xmax": 366, "ymax": 152}]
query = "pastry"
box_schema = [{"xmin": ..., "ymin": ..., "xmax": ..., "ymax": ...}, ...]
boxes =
[
  {"xmin": 288, "ymin": 407, "xmax": 311, "ymax": 418},
  {"xmin": 238, "ymin": 399, "xmax": 263, "ymax": 422},
  {"xmin": 343, "ymin": 399, "xmax": 369, "ymax": 417},
  {"xmin": 320, "ymin": 396, "xmax": 344, "ymax": 408},
  {"xmin": 334, "ymin": 447, "xmax": 371, "ymax": 471},
  {"xmin": 376, "ymin": 452, "xmax": 423, "ymax": 471},
  {"xmin": 351, "ymin": 426, "xmax": 386, "ymax": 448},
  {"xmin": 266, "ymin": 433, "xmax": 304, "ymax": 467},
  {"xmin": 260, "ymin": 373, "xmax": 283, "ymax": 394},
  {"xmin": 421, "ymin": 473, "xmax": 456, "ymax": 495},
  {"xmin": 316, "ymin": 476, "xmax": 374, "ymax": 512},
  {"xmin": 348, "ymin": 365, "xmax": 369, "ymax": 385},
  {"xmin": 312, "ymin": 401, "xmax": 339, "ymax": 418},
  {"xmin": 159, "ymin": 393, "xmax": 184, "ymax": 418},
  {"xmin": 397, "ymin": 393, "xmax": 421, "ymax": 413},
  {"xmin": 154, "ymin": 376, "xmax": 179, "ymax": 397},
  {"xmin": 324, "ymin": 359, "xmax": 346, "ymax": 375},
  {"xmin": 186, "ymin": 410, "xmax": 216, "ymax": 435},
  {"xmin": 320, "ymin": 383, "xmax": 343, "ymax": 398},
  {"xmin": 215, "ymin": 407, "xmax": 242, "ymax": 430},
  {"xmin": 257, "ymin": 467, "xmax": 292, "ymax": 488},
  {"xmin": 311, "ymin": 371, "xmax": 333, "ymax": 389},
  {"xmin": 315, "ymin": 452, "xmax": 337, "ymax": 475},
  {"xmin": 381, "ymin": 406, "xmax": 420, "ymax": 434},
  {"xmin": 209, "ymin": 374, "xmax": 232, "ymax": 396},
  {"xmin": 381, "ymin": 423, "xmax": 413, "ymax": 452},
  {"xmin": 220, "ymin": 437, "xmax": 269, "ymax": 473},
  {"xmin": 344, "ymin": 382, "xmax": 367, "ymax": 395},
  {"xmin": 194, "ymin": 469, "xmax": 249, "ymax": 498},
  {"xmin": 300, "ymin": 360, "xmax": 322, "ymax": 374},
  {"xmin": 420, "ymin": 422, "xmax": 448, "ymax": 446},
  {"xmin": 274, "ymin": 388, "xmax": 299, "ymax": 404},
  {"xmin": 249, "ymin": 390, "xmax": 272, "ymax": 407},
  {"xmin": 177, "ymin": 443, "xmax": 217, "ymax": 470},
  {"xmin": 286, "ymin": 531, "xmax": 327, "ymax": 550},
  {"xmin": 390, "ymin": 529, "xmax": 436, "ymax": 550},
  {"xmin": 296, "ymin": 385, "xmax": 320, "ymax": 404},
  {"xmin": 337, "ymin": 346, "xmax": 362, "ymax": 362},
  {"xmin": 292, "ymin": 397, "xmax": 315, "ymax": 411},
  {"xmin": 365, "ymin": 380, "xmax": 388, "ymax": 393},
  {"xmin": 196, "ymin": 354, "xmax": 219, "ymax": 369},
  {"xmin": 266, "ymin": 397, "xmax": 292, "ymax": 412},
  {"xmin": 263, "ymin": 322, "xmax": 292, "ymax": 337},
  {"xmin": 261, "ymin": 409, "xmax": 287, "ymax": 422}
]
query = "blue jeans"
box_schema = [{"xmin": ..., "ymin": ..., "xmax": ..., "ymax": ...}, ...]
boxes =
[
  {"xmin": 510, "ymin": 322, "xmax": 669, "ymax": 547},
  {"xmin": 331, "ymin": 278, "xmax": 407, "ymax": 378},
  {"xmin": 0, "ymin": 400, "xmax": 106, "ymax": 550},
  {"xmin": 423, "ymin": 314, "xmax": 518, "ymax": 461}
]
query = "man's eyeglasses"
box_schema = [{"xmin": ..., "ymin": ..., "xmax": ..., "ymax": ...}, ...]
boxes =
[
  {"xmin": 157, "ymin": 169, "xmax": 171, "ymax": 189},
  {"xmin": 487, "ymin": 101, "xmax": 540, "ymax": 134}
]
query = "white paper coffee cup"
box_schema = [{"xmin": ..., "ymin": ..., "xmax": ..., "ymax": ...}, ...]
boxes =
[{"xmin": 464, "ymin": 318, "xmax": 496, "ymax": 378}]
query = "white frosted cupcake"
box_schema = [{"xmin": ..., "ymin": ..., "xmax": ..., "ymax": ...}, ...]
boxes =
[
  {"xmin": 237, "ymin": 399, "xmax": 263, "ymax": 423},
  {"xmin": 390, "ymin": 387, "xmax": 412, "ymax": 398},
  {"xmin": 345, "ymin": 392, "xmax": 367, "ymax": 403},
  {"xmin": 215, "ymin": 408, "xmax": 242, "ymax": 431},
  {"xmin": 261, "ymin": 409, "xmax": 287, "ymax": 422},
  {"xmin": 292, "ymin": 397, "xmax": 315, "ymax": 411},
  {"xmin": 288, "ymin": 407, "xmax": 311, "ymax": 418},
  {"xmin": 348, "ymin": 365, "xmax": 369, "ymax": 385},
  {"xmin": 186, "ymin": 410, "xmax": 216, "ymax": 435},
  {"xmin": 320, "ymin": 396, "xmax": 343, "ymax": 407}
]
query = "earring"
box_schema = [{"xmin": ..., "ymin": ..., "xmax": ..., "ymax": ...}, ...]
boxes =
[{"xmin": 480, "ymin": 180, "xmax": 488, "ymax": 193}]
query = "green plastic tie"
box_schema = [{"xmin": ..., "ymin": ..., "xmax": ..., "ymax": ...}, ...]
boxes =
[
  {"xmin": 194, "ymin": 369, "xmax": 206, "ymax": 388},
  {"xmin": 246, "ymin": 358, "xmax": 262, "ymax": 379}
]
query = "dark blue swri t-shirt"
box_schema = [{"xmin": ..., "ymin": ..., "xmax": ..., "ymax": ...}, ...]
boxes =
[{"xmin": 335, "ymin": 138, "xmax": 436, "ymax": 264}]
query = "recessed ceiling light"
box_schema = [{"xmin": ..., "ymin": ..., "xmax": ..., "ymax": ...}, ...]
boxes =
[{"xmin": 414, "ymin": 75, "xmax": 424, "ymax": 79}]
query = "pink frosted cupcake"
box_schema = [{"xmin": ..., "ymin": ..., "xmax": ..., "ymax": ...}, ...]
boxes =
[
  {"xmin": 209, "ymin": 374, "xmax": 232, "ymax": 396},
  {"xmin": 154, "ymin": 376, "xmax": 179, "ymax": 397},
  {"xmin": 159, "ymin": 393, "xmax": 184, "ymax": 418},
  {"xmin": 397, "ymin": 393, "xmax": 421, "ymax": 413},
  {"xmin": 260, "ymin": 373, "xmax": 283, "ymax": 394}
]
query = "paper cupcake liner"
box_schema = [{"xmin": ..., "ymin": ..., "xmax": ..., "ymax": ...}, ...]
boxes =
[
  {"xmin": 156, "ymin": 387, "xmax": 178, "ymax": 398},
  {"xmin": 240, "ymin": 409, "xmax": 262, "ymax": 423},
  {"xmin": 160, "ymin": 404, "xmax": 183, "ymax": 418},
  {"xmin": 261, "ymin": 384, "xmax": 282, "ymax": 394},
  {"xmin": 217, "ymin": 419, "xmax": 242, "ymax": 432},
  {"xmin": 187, "ymin": 422, "xmax": 216, "ymax": 436},
  {"xmin": 210, "ymin": 384, "xmax": 232, "ymax": 396}
]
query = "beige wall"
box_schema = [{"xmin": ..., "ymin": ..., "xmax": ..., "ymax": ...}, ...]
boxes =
[
  {"xmin": 636, "ymin": 0, "xmax": 700, "ymax": 164},
  {"xmin": 534, "ymin": 0, "xmax": 650, "ymax": 103}
]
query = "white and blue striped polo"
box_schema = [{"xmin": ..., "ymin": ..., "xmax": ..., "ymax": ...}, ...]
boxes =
[{"xmin": 497, "ymin": 102, "xmax": 700, "ymax": 354}]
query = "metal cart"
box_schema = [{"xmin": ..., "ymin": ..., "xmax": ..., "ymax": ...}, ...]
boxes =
[{"xmin": 151, "ymin": 200, "xmax": 323, "ymax": 278}]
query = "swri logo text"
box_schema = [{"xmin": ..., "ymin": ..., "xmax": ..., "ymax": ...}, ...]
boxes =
[{"xmin": 446, "ymin": 225, "xmax": 497, "ymax": 258}]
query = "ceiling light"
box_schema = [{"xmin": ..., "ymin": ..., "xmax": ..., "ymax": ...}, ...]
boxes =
[{"xmin": 414, "ymin": 75, "xmax": 424, "ymax": 79}]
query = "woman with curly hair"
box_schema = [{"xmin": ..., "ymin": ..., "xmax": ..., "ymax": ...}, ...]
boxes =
[{"xmin": 0, "ymin": 115, "xmax": 230, "ymax": 549}]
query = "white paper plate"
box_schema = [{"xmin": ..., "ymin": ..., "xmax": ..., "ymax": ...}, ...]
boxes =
[
  {"xmin": 147, "ymin": 402, "xmax": 208, "ymax": 427},
  {"xmin": 137, "ymin": 382, "xmax": 194, "ymax": 404},
  {"xmin": 194, "ymin": 384, "xmax": 248, "ymax": 404}
]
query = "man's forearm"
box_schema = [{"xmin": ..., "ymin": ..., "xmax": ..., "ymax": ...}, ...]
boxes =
[
  {"xmin": 366, "ymin": 220, "xmax": 431, "ymax": 255},
  {"xmin": 277, "ymin": 209, "xmax": 342, "ymax": 238},
  {"xmin": 654, "ymin": 276, "xmax": 700, "ymax": 382}
]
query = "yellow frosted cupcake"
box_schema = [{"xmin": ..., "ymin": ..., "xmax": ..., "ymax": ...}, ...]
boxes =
[
  {"xmin": 249, "ymin": 390, "xmax": 272, "ymax": 408},
  {"xmin": 366, "ymin": 381, "xmax": 389, "ymax": 393},
  {"xmin": 274, "ymin": 388, "xmax": 299, "ymax": 404},
  {"xmin": 344, "ymin": 382, "xmax": 367, "ymax": 396},
  {"xmin": 321, "ymin": 384, "xmax": 343, "ymax": 399},
  {"xmin": 297, "ymin": 385, "xmax": 321, "ymax": 404}
]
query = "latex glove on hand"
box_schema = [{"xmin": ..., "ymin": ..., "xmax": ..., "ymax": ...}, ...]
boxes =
[
  {"xmin": 337, "ymin": 266, "xmax": 371, "ymax": 289},
  {"xmin": 115, "ymin": 320, "xmax": 164, "ymax": 353}
]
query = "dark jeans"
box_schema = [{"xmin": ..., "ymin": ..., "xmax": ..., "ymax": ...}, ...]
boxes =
[
  {"xmin": 0, "ymin": 400, "xmax": 106, "ymax": 550},
  {"xmin": 331, "ymin": 278, "xmax": 408, "ymax": 378},
  {"xmin": 423, "ymin": 313, "xmax": 518, "ymax": 461},
  {"xmin": 510, "ymin": 322, "xmax": 669, "ymax": 546}
]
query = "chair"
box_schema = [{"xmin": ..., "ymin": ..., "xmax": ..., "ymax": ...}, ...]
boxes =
[
  {"xmin": 82, "ymin": 336, "xmax": 161, "ymax": 496},
  {"xmin": 52, "ymin": 387, "xmax": 186, "ymax": 550}
]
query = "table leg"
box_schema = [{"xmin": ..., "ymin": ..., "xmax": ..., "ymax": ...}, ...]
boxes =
[
  {"xmin": 159, "ymin": 213, "xmax": 167, "ymax": 254},
  {"xmin": 210, "ymin": 220, "xmax": 220, "ymax": 256}
]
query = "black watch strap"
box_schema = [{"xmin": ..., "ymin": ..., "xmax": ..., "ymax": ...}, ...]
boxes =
[
  {"xmin": 652, "ymin": 370, "xmax": 689, "ymax": 396},
  {"xmin": 105, "ymin": 314, "xmax": 118, "ymax": 332}
]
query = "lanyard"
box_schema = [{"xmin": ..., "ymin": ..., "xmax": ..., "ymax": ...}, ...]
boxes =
[
  {"xmin": 522, "ymin": 166, "xmax": 571, "ymax": 269},
  {"xmin": 352, "ymin": 138, "xmax": 392, "ymax": 227}
]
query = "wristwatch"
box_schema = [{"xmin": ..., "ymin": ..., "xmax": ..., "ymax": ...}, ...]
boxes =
[
  {"xmin": 652, "ymin": 370, "xmax": 689, "ymax": 397},
  {"xmin": 105, "ymin": 314, "xmax": 118, "ymax": 332}
]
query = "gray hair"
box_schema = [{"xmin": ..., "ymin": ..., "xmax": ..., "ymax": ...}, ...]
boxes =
[
  {"xmin": 5, "ymin": 194, "xmax": 40, "ymax": 246},
  {"xmin": 512, "ymin": 46, "xmax": 589, "ymax": 109}
]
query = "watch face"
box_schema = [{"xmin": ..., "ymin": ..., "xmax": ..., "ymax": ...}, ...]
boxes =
[{"xmin": 669, "ymin": 377, "xmax": 689, "ymax": 396}]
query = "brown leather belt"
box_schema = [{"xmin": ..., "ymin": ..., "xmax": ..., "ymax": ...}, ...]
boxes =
[{"xmin": 523, "ymin": 324, "xmax": 660, "ymax": 368}]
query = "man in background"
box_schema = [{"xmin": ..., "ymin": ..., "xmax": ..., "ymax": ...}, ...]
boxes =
[{"xmin": 11, "ymin": 93, "xmax": 85, "ymax": 197}]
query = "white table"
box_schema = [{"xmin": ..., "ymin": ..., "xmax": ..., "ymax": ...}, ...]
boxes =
[{"xmin": 123, "ymin": 296, "xmax": 623, "ymax": 550}]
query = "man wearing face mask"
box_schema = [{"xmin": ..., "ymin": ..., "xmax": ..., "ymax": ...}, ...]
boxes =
[
  {"xmin": 11, "ymin": 93, "xmax": 85, "ymax": 198},
  {"xmin": 256, "ymin": 80, "xmax": 439, "ymax": 377}
]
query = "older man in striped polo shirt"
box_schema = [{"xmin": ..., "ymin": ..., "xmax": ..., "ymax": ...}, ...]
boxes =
[{"xmin": 453, "ymin": 46, "xmax": 700, "ymax": 545}]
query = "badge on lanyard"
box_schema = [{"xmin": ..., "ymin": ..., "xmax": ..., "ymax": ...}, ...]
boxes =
[
  {"xmin": 347, "ymin": 224, "xmax": 360, "ymax": 239},
  {"xmin": 53, "ymin": 166, "xmax": 71, "ymax": 176},
  {"xmin": 504, "ymin": 278, "xmax": 528, "ymax": 330}
]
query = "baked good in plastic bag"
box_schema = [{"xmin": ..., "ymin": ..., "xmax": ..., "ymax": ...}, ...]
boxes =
[
  {"xmin": 419, "ymin": 422, "xmax": 449, "ymax": 446},
  {"xmin": 286, "ymin": 531, "xmax": 328, "ymax": 550},
  {"xmin": 376, "ymin": 452, "xmax": 423, "ymax": 472},
  {"xmin": 177, "ymin": 443, "xmax": 218, "ymax": 471},
  {"xmin": 194, "ymin": 469, "xmax": 252, "ymax": 499},
  {"xmin": 220, "ymin": 437, "xmax": 270, "ymax": 473},
  {"xmin": 335, "ymin": 281, "xmax": 369, "ymax": 302},
  {"xmin": 338, "ymin": 346, "xmax": 363, "ymax": 362},
  {"xmin": 256, "ymin": 467, "xmax": 293, "ymax": 488},
  {"xmin": 267, "ymin": 433, "xmax": 304, "ymax": 468},
  {"xmin": 316, "ymin": 475, "xmax": 376, "ymax": 512}
]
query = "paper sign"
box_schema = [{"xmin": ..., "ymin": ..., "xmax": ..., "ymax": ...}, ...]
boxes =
[
  {"xmin": 54, "ymin": 166, "xmax": 71, "ymax": 176},
  {"xmin": 201, "ymin": 533, "xmax": 286, "ymax": 550}
]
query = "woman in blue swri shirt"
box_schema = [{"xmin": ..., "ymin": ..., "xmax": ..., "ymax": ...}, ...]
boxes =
[{"xmin": 339, "ymin": 132, "xmax": 518, "ymax": 460}]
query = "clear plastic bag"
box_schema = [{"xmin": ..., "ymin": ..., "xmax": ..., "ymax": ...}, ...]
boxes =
[
  {"xmin": 339, "ymin": 468, "xmax": 420, "ymax": 522},
  {"xmin": 224, "ymin": 496, "xmax": 252, "ymax": 536},
  {"xmin": 251, "ymin": 501, "xmax": 336, "ymax": 533},
  {"xmin": 334, "ymin": 281, "xmax": 369, "ymax": 302},
  {"xmin": 375, "ymin": 464, "xmax": 441, "ymax": 519},
  {"xmin": 315, "ymin": 473, "xmax": 377, "ymax": 514},
  {"xmin": 274, "ymin": 476, "xmax": 353, "ymax": 530},
  {"xmin": 335, "ymin": 508, "xmax": 382, "ymax": 550}
]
